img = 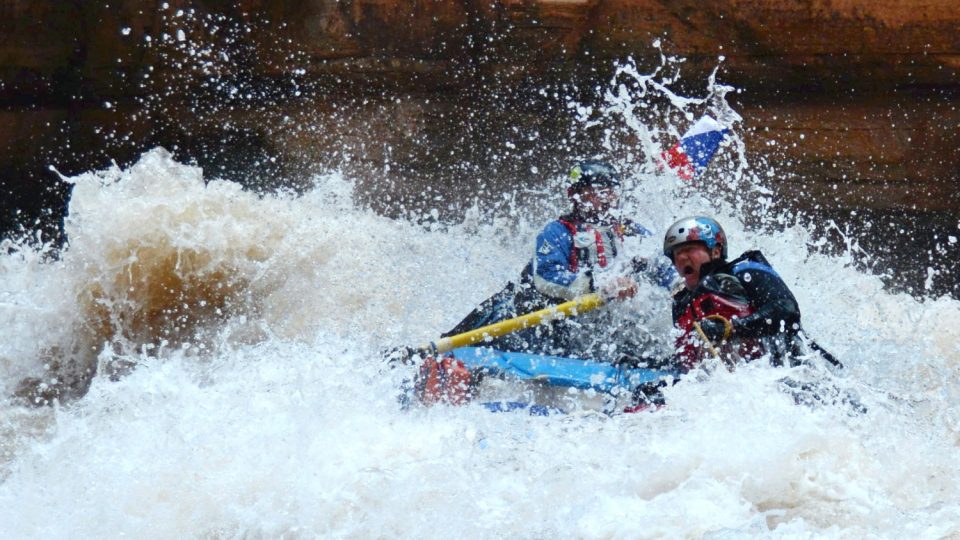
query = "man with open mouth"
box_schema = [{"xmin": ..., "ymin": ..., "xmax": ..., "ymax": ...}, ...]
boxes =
[{"xmin": 663, "ymin": 216, "xmax": 806, "ymax": 370}]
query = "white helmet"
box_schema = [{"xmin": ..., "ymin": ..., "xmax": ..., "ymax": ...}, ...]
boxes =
[{"xmin": 663, "ymin": 216, "xmax": 728, "ymax": 260}]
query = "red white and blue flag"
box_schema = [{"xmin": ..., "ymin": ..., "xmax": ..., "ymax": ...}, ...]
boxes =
[{"xmin": 661, "ymin": 115, "xmax": 730, "ymax": 180}]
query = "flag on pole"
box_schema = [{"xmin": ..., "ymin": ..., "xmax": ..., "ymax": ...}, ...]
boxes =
[{"xmin": 661, "ymin": 115, "xmax": 730, "ymax": 180}]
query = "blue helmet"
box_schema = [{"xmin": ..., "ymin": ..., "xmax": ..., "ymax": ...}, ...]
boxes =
[
  {"xmin": 567, "ymin": 160, "xmax": 621, "ymax": 194},
  {"xmin": 663, "ymin": 216, "xmax": 728, "ymax": 260}
]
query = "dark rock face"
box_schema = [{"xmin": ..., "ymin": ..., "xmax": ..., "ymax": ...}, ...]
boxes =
[{"xmin": 1, "ymin": 1, "xmax": 958, "ymax": 276}]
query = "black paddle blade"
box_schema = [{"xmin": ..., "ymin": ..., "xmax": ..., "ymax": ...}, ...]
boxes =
[{"xmin": 382, "ymin": 346, "xmax": 426, "ymax": 368}]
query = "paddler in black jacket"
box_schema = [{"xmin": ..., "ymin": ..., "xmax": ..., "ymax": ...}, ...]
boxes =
[{"xmin": 662, "ymin": 216, "xmax": 804, "ymax": 371}]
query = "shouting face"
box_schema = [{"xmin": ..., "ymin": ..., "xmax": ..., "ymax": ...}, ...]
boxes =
[{"xmin": 672, "ymin": 242, "xmax": 720, "ymax": 290}]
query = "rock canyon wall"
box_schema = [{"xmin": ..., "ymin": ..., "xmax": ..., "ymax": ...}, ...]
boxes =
[{"xmin": 2, "ymin": 0, "xmax": 958, "ymax": 291}]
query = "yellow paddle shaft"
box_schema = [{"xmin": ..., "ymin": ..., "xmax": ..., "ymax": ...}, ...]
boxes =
[{"xmin": 421, "ymin": 293, "xmax": 604, "ymax": 355}]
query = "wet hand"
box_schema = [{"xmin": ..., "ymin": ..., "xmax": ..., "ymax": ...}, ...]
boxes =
[
  {"xmin": 601, "ymin": 276, "xmax": 638, "ymax": 301},
  {"xmin": 697, "ymin": 317, "xmax": 730, "ymax": 344}
]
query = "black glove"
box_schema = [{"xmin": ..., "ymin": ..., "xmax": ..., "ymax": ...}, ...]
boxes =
[
  {"xmin": 698, "ymin": 318, "xmax": 729, "ymax": 344},
  {"xmin": 631, "ymin": 381, "xmax": 667, "ymax": 408},
  {"xmin": 630, "ymin": 256, "xmax": 649, "ymax": 274},
  {"xmin": 382, "ymin": 346, "xmax": 424, "ymax": 367}
]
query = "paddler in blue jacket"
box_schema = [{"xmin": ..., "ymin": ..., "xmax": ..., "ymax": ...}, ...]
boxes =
[
  {"xmin": 530, "ymin": 160, "xmax": 675, "ymax": 300},
  {"xmin": 442, "ymin": 160, "xmax": 675, "ymax": 360},
  {"xmin": 662, "ymin": 216, "xmax": 807, "ymax": 370}
]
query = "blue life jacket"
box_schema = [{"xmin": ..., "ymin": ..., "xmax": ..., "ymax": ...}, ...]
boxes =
[{"xmin": 532, "ymin": 217, "xmax": 675, "ymax": 300}]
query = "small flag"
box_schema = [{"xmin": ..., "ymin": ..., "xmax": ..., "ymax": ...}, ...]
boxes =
[{"xmin": 661, "ymin": 115, "xmax": 730, "ymax": 180}]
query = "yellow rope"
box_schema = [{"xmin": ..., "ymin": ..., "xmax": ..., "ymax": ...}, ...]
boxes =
[{"xmin": 694, "ymin": 314, "xmax": 736, "ymax": 371}]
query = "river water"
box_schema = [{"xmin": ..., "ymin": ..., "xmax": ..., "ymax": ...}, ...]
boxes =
[{"xmin": 2, "ymin": 59, "xmax": 959, "ymax": 539}]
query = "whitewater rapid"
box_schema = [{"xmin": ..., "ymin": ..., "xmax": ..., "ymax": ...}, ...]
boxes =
[{"xmin": 0, "ymin": 145, "xmax": 958, "ymax": 538}]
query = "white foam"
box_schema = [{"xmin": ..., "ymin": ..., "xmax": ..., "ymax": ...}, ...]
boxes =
[{"xmin": 2, "ymin": 60, "xmax": 960, "ymax": 537}]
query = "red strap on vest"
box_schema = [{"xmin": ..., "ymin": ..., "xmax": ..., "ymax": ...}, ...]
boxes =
[
  {"xmin": 594, "ymin": 228, "xmax": 607, "ymax": 267},
  {"xmin": 558, "ymin": 219, "xmax": 608, "ymax": 272}
]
